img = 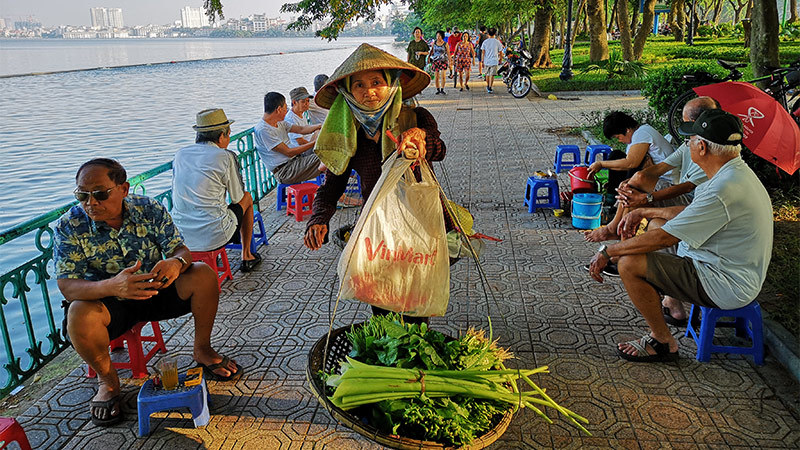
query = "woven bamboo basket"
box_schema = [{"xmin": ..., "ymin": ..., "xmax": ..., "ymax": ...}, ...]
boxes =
[{"xmin": 306, "ymin": 323, "xmax": 514, "ymax": 450}]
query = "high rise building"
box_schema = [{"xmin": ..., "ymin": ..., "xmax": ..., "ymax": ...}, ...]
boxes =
[
  {"xmin": 180, "ymin": 6, "xmax": 209, "ymax": 28},
  {"xmin": 90, "ymin": 7, "xmax": 124, "ymax": 29},
  {"xmin": 90, "ymin": 7, "xmax": 106, "ymax": 28}
]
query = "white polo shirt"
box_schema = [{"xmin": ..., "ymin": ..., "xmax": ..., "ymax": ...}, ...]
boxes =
[{"xmin": 171, "ymin": 142, "xmax": 245, "ymax": 251}]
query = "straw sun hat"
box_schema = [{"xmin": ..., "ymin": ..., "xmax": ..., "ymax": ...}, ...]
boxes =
[
  {"xmin": 192, "ymin": 108, "xmax": 235, "ymax": 131},
  {"xmin": 314, "ymin": 43, "xmax": 431, "ymax": 109}
]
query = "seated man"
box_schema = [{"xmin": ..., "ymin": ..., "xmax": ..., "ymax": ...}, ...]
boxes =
[
  {"xmin": 172, "ymin": 108, "xmax": 261, "ymax": 272},
  {"xmin": 587, "ymin": 110, "xmax": 773, "ymax": 362},
  {"xmin": 255, "ymin": 91, "xmax": 323, "ymax": 185},
  {"xmin": 285, "ymin": 87, "xmax": 316, "ymax": 147},
  {"xmin": 307, "ymin": 74, "xmax": 330, "ymax": 126},
  {"xmin": 54, "ymin": 158, "xmax": 241, "ymax": 427}
]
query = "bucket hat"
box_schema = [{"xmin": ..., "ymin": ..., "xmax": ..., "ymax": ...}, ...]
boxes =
[
  {"xmin": 314, "ymin": 43, "xmax": 430, "ymax": 109},
  {"xmin": 192, "ymin": 108, "xmax": 234, "ymax": 131},
  {"xmin": 290, "ymin": 86, "xmax": 313, "ymax": 102}
]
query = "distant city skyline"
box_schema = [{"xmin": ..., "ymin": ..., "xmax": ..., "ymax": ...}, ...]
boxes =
[{"xmin": 0, "ymin": 0, "xmax": 289, "ymax": 27}]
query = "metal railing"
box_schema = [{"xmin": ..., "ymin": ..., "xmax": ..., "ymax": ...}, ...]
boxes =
[{"xmin": 0, "ymin": 127, "xmax": 273, "ymax": 397}]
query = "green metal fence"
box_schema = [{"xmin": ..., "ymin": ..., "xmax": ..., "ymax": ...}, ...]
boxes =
[{"xmin": 0, "ymin": 127, "xmax": 273, "ymax": 397}]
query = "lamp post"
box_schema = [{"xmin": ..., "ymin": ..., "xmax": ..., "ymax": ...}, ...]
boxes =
[{"xmin": 560, "ymin": 0, "xmax": 574, "ymax": 81}]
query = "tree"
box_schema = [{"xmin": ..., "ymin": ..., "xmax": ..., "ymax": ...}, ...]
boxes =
[
  {"xmin": 670, "ymin": 0, "xmax": 686, "ymax": 41},
  {"xmin": 791, "ymin": 0, "xmax": 798, "ymax": 23},
  {"xmin": 530, "ymin": 1, "xmax": 555, "ymax": 67},
  {"xmin": 632, "ymin": 0, "xmax": 656, "ymax": 60},
  {"xmin": 750, "ymin": 0, "xmax": 779, "ymax": 79},
  {"xmin": 586, "ymin": 0, "xmax": 610, "ymax": 61},
  {"xmin": 617, "ymin": 0, "xmax": 634, "ymax": 60},
  {"xmin": 727, "ymin": 0, "xmax": 749, "ymax": 23}
]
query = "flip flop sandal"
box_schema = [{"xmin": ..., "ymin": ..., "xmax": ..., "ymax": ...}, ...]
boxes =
[
  {"xmin": 662, "ymin": 306, "xmax": 688, "ymax": 327},
  {"xmin": 90, "ymin": 395, "xmax": 123, "ymax": 427},
  {"xmin": 617, "ymin": 335, "xmax": 679, "ymax": 363},
  {"xmin": 197, "ymin": 355, "xmax": 242, "ymax": 381}
]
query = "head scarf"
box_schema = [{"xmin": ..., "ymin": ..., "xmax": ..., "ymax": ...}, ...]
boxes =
[{"xmin": 339, "ymin": 69, "xmax": 401, "ymax": 138}]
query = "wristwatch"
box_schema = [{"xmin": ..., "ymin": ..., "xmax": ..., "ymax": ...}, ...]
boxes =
[
  {"xmin": 174, "ymin": 256, "xmax": 188, "ymax": 269},
  {"xmin": 597, "ymin": 244, "xmax": 610, "ymax": 259},
  {"xmin": 646, "ymin": 192, "xmax": 654, "ymax": 203}
]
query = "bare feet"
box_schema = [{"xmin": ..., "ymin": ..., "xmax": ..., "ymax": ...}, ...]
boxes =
[
  {"xmin": 194, "ymin": 347, "xmax": 239, "ymax": 378},
  {"xmin": 583, "ymin": 225, "xmax": 618, "ymax": 242},
  {"xmin": 662, "ymin": 296, "xmax": 687, "ymax": 321}
]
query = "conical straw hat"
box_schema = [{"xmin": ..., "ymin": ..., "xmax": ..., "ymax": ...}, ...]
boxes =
[{"xmin": 314, "ymin": 43, "xmax": 431, "ymax": 109}]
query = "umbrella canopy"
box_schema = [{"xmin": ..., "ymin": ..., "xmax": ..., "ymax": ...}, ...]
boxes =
[{"xmin": 693, "ymin": 81, "xmax": 800, "ymax": 175}]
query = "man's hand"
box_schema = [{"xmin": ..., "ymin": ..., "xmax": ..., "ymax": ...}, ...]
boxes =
[
  {"xmin": 108, "ymin": 260, "xmax": 160, "ymax": 300},
  {"xmin": 616, "ymin": 184, "xmax": 648, "ymax": 208},
  {"xmin": 304, "ymin": 224, "xmax": 328, "ymax": 250},
  {"xmin": 588, "ymin": 252, "xmax": 609, "ymax": 283},
  {"xmin": 617, "ymin": 210, "xmax": 646, "ymax": 240},
  {"xmin": 397, "ymin": 128, "xmax": 427, "ymax": 161},
  {"xmin": 150, "ymin": 257, "xmax": 183, "ymax": 289}
]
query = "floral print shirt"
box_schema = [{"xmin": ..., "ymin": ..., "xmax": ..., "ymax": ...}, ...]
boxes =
[{"xmin": 53, "ymin": 194, "xmax": 185, "ymax": 280}]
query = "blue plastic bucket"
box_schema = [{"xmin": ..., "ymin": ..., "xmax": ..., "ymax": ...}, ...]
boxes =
[{"xmin": 572, "ymin": 193, "xmax": 602, "ymax": 229}]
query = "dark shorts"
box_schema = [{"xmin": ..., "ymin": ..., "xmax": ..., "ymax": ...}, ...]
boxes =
[
  {"xmin": 645, "ymin": 252, "xmax": 719, "ymax": 308},
  {"xmin": 64, "ymin": 284, "xmax": 192, "ymax": 341}
]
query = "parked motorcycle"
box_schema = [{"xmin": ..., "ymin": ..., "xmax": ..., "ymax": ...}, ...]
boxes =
[{"xmin": 498, "ymin": 47, "xmax": 534, "ymax": 98}]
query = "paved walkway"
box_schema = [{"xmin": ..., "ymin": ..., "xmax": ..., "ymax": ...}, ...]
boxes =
[{"xmin": 17, "ymin": 79, "xmax": 799, "ymax": 449}]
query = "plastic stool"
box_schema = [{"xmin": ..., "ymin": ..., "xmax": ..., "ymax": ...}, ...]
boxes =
[
  {"xmin": 585, "ymin": 144, "xmax": 612, "ymax": 164},
  {"xmin": 0, "ymin": 417, "xmax": 32, "ymax": 450},
  {"xmin": 275, "ymin": 176, "xmax": 323, "ymax": 211},
  {"xmin": 286, "ymin": 183, "xmax": 318, "ymax": 221},
  {"xmin": 191, "ymin": 248, "xmax": 233, "ymax": 291},
  {"xmin": 523, "ymin": 177, "xmax": 560, "ymax": 213},
  {"xmin": 88, "ymin": 321, "xmax": 167, "ymax": 379},
  {"xmin": 553, "ymin": 145, "xmax": 582, "ymax": 172},
  {"xmin": 226, "ymin": 210, "xmax": 268, "ymax": 254},
  {"xmin": 685, "ymin": 302, "xmax": 764, "ymax": 365},
  {"xmin": 137, "ymin": 374, "xmax": 210, "ymax": 437}
]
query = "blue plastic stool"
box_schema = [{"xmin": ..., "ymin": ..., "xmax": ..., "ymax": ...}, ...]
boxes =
[
  {"xmin": 553, "ymin": 145, "xmax": 582, "ymax": 172},
  {"xmin": 523, "ymin": 177, "xmax": 560, "ymax": 213},
  {"xmin": 276, "ymin": 177, "xmax": 324, "ymax": 211},
  {"xmin": 685, "ymin": 301, "xmax": 764, "ymax": 365},
  {"xmin": 226, "ymin": 210, "xmax": 268, "ymax": 253},
  {"xmin": 138, "ymin": 374, "xmax": 210, "ymax": 437},
  {"xmin": 585, "ymin": 144, "xmax": 612, "ymax": 164}
]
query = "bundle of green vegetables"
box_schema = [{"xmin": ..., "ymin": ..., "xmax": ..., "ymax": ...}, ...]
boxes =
[{"xmin": 321, "ymin": 314, "xmax": 589, "ymax": 446}]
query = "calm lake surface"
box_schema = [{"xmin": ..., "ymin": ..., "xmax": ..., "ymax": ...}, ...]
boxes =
[{"xmin": 0, "ymin": 37, "xmax": 404, "ymax": 381}]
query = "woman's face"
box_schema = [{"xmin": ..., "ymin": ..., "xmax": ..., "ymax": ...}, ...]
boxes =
[
  {"xmin": 436, "ymin": 31, "xmax": 445, "ymax": 42},
  {"xmin": 350, "ymin": 70, "xmax": 390, "ymax": 109},
  {"xmin": 462, "ymin": 32, "xmax": 469, "ymax": 42},
  {"xmin": 414, "ymin": 28, "xmax": 422, "ymax": 40}
]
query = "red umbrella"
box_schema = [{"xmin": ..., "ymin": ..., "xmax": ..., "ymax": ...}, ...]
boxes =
[{"xmin": 693, "ymin": 81, "xmax": 800, "ymax": 175}]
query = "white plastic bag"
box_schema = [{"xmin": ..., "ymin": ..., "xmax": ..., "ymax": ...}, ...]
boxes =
[{"xmin": 337, "ymin": 157, "xmax": 449, "ymax": 317}]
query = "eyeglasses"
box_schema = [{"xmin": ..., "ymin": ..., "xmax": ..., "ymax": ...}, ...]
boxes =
[{"xmin": 74, "ymin": 186, "xmax": 116, "ymax": 203}]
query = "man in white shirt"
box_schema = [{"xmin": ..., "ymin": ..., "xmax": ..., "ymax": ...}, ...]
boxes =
[
  {"xmin": 307, "ymin": 74, "xmax": 329, "ymax": 126},
  {"xmin": 285, "ymin": 86, "xmax": 318, "ymax": 147},
  {"xmin": 480, "ymin": 28, "xmax": 503, "ymax": 93},
  {"xmin": 172, "ymin": 108, "xmax": 261, "ymax": 272},
  {"xmin": 255, "ymin": 92, "xmax": 323, "ymax": 185},
  {"xmin": 587, "ymin": 110, "xmax": 772, "ymax": 363}
]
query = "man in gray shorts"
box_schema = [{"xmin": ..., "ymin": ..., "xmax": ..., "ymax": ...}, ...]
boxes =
[{"xmin": 587, "ymin": 110, "xmax": 773, "ymax": 363}]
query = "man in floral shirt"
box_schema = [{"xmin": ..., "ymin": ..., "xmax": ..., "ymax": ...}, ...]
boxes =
[{"xmin": 54, "ymin": 158, "xmax": 241, "ymax": 427}]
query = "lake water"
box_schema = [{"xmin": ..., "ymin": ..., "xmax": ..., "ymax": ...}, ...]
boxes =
[{"xmin": 0, "ymin": 36, "xmax": 404, "ymax": 384}]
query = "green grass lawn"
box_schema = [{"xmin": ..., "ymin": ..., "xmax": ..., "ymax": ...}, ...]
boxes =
[{"xmin": 533, "ymin": 36, "xmax": 800, "ymax": 92}]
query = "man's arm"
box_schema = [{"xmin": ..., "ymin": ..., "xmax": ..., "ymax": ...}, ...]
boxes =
[
  {"xmin": 57, "ymin": 260, "xmax": 160, "ymax": 301},
  {"xmin": 607, "ymin": 228, "xmax": 680, "ymax": 258},
  {"xmin": 617, "ymin": 205, "xmax": 688, "ymax": 239},
  {"xmin": 288, "ymin": 123, "xmax": 321, "ymax": 135},
  {"xmin": 272, "ymin": 141, "xmax": 315, "ymax": 158}
]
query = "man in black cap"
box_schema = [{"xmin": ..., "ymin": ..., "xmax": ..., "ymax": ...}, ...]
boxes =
[{"xmin": 587, "ymin": 109, "xmax": 773, "ymax": 363}]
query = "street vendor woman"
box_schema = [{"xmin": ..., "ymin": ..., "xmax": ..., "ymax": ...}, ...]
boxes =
[{"xmin": 303, "ymin": 43, "xmax": 447, "ymax": 251}]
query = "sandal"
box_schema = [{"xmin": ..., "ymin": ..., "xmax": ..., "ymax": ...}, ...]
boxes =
[
  {"xmin": 196, "ymin": 355, "xmax": 242, "ymax": 381},
  {"xmin": 90, "ymin": 394, "xmax": 123, "ymax": 427},
  {"xmin": 617, "ymin": 335, "xmax": 678, "ymax": 363},
  {"xmin": 662, "ymin": 306, "xmax": 688, "ymax": 327}
]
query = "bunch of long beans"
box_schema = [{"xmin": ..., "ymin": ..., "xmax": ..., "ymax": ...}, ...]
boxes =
[{"xmin": 327, "ymin": 356, "xmax": 590, "ymax": 435}]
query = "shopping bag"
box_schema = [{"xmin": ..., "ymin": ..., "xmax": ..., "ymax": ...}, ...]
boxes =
[{"xmin": 337, "ymin": 157, "xmax": 449, "ymax": 317}]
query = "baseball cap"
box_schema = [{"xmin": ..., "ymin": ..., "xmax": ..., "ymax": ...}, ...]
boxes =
[
  {"xmin": 678, "ymin": 109, "xmax": 744, "ymax": 145},
  {"xmin": 313, "ymin": 74, "xmax": 329, "ymax": 93},
  {"xmin": 289, "ymin": 86, "xmax": 313, "ymax": 102}
]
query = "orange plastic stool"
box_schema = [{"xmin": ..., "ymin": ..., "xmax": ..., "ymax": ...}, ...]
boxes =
[
  {"xmin": 0, "ymin": 417, "xmax": 31, "ymax": 450},
  {"xmin": 286, "ymin": 183, "xmax": 318, "ymax": 221},
  {"xmin": 191, "ymin": 247, "xmax": 233, "ymax": 290},
  {"xmin": 87, "ymin": 321, "xmax": 167, "ymax": 379}
]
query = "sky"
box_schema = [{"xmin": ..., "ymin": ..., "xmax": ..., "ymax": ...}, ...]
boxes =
[{"xmin": 0, "ymin": 0, "xmax": 291, "ymax": 27}]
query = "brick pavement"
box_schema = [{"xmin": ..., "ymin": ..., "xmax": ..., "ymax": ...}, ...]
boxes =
[{"xmin": 17, "ymin": 79, "xmax": 800, "ymax": 449}]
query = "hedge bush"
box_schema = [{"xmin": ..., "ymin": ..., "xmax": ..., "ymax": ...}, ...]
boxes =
[{"xmin": 640, "ymin": 63, "xmax": 726, "ymax": 115}]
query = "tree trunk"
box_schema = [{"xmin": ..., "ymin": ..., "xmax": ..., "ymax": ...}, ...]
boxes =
[
  {"xmin": 617, "ymin": 0, "xmax": 634, "ymax": 60},
  {"xmin": 573, "ymin": 0, "xmax": 588, "ymax": 45},
  {"xmin": 559, "ymin": 12, "xmax": 566, "ymax": 48},
  {"xmin": 530, "ymin": 4, "xmax": 555, "ymax": 67},
  {"xmin": 750, "ymin": 0, "xmax": 780, "ymax": 79},
  {"xmin": 587, "ymin": 0, "xmax": 610, "ymax": 61},
  {"xmin": 608, "ymin": 0, "xmax": 618, "ymax": 32},
  {"xmin": 630, "ymin": 5, "xmax": 640, "ymax": 33},
  {"xmin": 712, "ymin": 0, "xmax": 724, "ymax": 23},
  {"xmin": 670, "ymin": 0, "xmax": 686, "ymax": 41},
  {"xmin": 791, "ymin": 0, "xmax": 798, "ymax": 23},
  {"xmin": 743, "ymin": 0, "xmax": 753, "ymax": 47},
  {"xmin": 633, "ymin": 0, "xmax": 656, "ymax": 59}
]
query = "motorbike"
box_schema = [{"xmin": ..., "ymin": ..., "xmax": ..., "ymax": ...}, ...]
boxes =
[{"xmin": 497, "ymin": 47, "xmax": 534, "ymax": 98}]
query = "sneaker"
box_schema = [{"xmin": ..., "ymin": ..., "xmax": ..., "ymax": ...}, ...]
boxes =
[
  {"xmin": 465, "ymin": 85, "xmax": 470, "ymax": 90},
  {"xmin": 602, "ymin": 263, "xmax": 620, "ymax": 277},
  {"xmin": 441, "ymin": 90, "xmax": 446, "ymax": 95},
  {"xmin": 435, "ymin": 89, "xmax": 441, "ymax": 95},
  {"xmin": 460, "ymin": 88, "xmax": 463, "ymax": 91},
  {"xmin": 486, "ymin": 87, "xmax": 491, "ymax": 93}
]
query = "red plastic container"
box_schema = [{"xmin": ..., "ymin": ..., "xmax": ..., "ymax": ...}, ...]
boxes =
[{"xmin": 568, "ymin": 166, "xmax": 597, "ymax": 194}]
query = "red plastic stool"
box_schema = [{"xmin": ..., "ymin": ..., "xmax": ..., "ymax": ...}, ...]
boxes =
[
  {"xmin": 286, "ymin": 183, "xmax": 318, "ymax": 221},
  {"xmin": 191, "ymin": 247, "xmax": 233, "ymax": 290},
  {"xmin": 0, "ymin": 418, "xmax": 31, "ymax": 450},
  {"xmin": 88, "ymin": 321, "xmax": 167, "ymax": 379}
]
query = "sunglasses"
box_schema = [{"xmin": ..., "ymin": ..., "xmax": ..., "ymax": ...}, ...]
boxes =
[{"xmin": 74, "ymin": 186, "xmax": 116, "ymax": 203}]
